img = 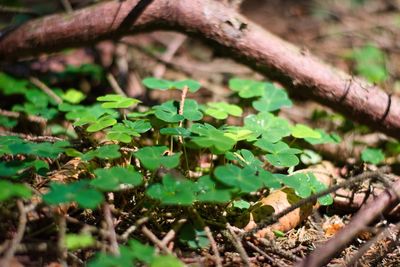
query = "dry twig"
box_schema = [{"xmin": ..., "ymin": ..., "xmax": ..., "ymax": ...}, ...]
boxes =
[
  {"xmin": 224, "ymin": 224, "xmax": 251, "ymax": 267},
  {"xmin": 297, "ymin": 177, "xmax": 400, "ymax": 267},
  {"xmin": 103, "ymin": 203, "xmax": 120, "ymax": 255},
  {"xmin": 204, "ymin": 226, "xmax": 223, "ymax": 267},
  {"xmin": 1, "ymin": 200, "xmax": 27, "ymax": 266}
]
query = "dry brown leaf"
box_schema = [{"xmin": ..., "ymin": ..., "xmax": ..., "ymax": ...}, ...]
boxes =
[{"xmin": 243, "ymin": 161, "xmax": 336, "ymax": 238}]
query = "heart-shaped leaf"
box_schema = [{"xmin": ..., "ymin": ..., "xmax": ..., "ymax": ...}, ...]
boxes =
[
  {"xmin": 252, "ymin": 83, "xmax": 292, "ymax": 112},
  {"xmin": 194, "ymin": 175, "xmax": 231, "ymax": 203},
  {"xmin": 228, "ymin": 78, "xmax": 265, "ymax": 98},
  {"xmin": 62, "ymin": 88, "xmax": 85, "ymax": 104},
  {"xmin": 190, "ymin": 123, "xmax": 236, "ymax": 153},
  {"xmin": 291, "ymin": 124, "xmax": 321, "ymax": 139},
  {"xmin": 97, "ymin": 94, "xmax": 140, "ymax": 109},
  {"xmin": 244, "ymin": 112, "xmax": 291, "ymax": 142},
  {"xmin": 361, "ymin": 148, "xmax": 385, "ymax": 164},
  {"xmin": 160, "ymin": 127, "xmax": 191, "ymax": 137},
  {"xmin": 146, "ymin": 174, "xmax": 195, "ymax": 205},
  {"xmin": 204, "ymin": 102, "xmax": 243, "ymax": 119},
  {"xmin": 255, "ymin": 140, "xmax": 302, "ymax": 167},
  {"xmin": 304, "ymin": 129, "xmax": 341, "ymax": 145},
  {"xmin": 0, "ymin": 180, "xmax": 32, "ymax": 201},
  {"xmin": 91, "ymin": 166, "xmax": 142, "ymax": 191},
  {"xmin": 153, "ymin": 101, "xmax": 184, "ymax": 123},
  {"xmin": 143, "ymin": 77, "xmax": 201, "ymax": 92},
  {"xmin": 43, "ymin": 180, "xmax": 104, "ymax": 209},
  {"xmin": 81, "ymin": 144, "xmax": 121, "ymax": 161},
  {"xmin": 134, "ymin": 146, "xmax": 181, "ymax": 170},
  {"xmin": 214, "ymin": 165, "xmax": 264, "ymax": 192},
  {"xmin": 86, "ymin": 115, "xmax": 117, "ymax": 132}
]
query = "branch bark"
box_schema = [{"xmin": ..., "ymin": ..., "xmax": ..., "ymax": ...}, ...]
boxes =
[{"xmin": 1, "ymin": 0, "xmax": 399, "ymax": 138}]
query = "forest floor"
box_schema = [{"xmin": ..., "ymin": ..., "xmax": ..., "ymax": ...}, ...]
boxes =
[{"xmin": 1, "ymin": 0, "xmax": 400, "ymax": 266}]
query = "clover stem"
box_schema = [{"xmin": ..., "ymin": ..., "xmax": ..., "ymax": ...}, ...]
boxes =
[
  {"xmin": 182, "ymin": 142, "xmax": 190, "ymax": 173},
  {"xmin": 178, "ymin": 85, "xmax": 188, "ymax": 143}
]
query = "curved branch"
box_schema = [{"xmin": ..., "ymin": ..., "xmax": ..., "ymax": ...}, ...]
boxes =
[{"xmin": 1, "ymin": 0, "xmax": 399, "ymax": 139}]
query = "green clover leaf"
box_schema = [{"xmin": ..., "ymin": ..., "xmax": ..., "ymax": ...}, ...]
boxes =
[
  {"xmin": 291, "ymin": 124, "xmax": 321, "ymax": 139},
  {"xmin": 91, "ymin": 166, "xmax": 142, "ymax": 191},
  {"xmin": 194, "ymin": 175, "xmax": 231, "ymax": 203},
  {"xmin": 80, "ymin": 144, "xmax": 121, "ymax": 161},
  {"xmin": 173, "ymin": 79, "xmax": 201, "ymax": 92},
  {"xmin": 143, "ymin": 77, "xmax": 201, "ymax": 92},
  {"xmin": 361, "ymin": 148, "xmax": 385, "ymax": 164},
  {"xmin": 190, "ymin": 123, "xmax": 236, "ymax": 153},
  {"xmin": 304, "ymin": 129, "xmax": 341, "ymax": 145},
  {"xmin": 153, "ymin": 101, "xmax": 184, "ymax": 123},
  {"xmin": 0, "ymin": 159, "xmax": 48, "ymax": 178},
  {"xmin": 225, "ymin": 149, "xmax": 263, "ymax": 170},
  {"xmin": 106, "ymin": 120, "xmax": 151, "ymax": 143},
  {"xmin": 179, "ymin": 224, "xmax": 210, "ymax": 249},
  {"xmin": 255, "ymin": 140, "xmax": 302, "ymax": 167},
  {"xmin": 160, "ymin": 127, "xmax": 191, "ymax": 137},
  {"xmin": 88, "ymin": 239, "xmax": 155, "ymax": 267},
  {"xmin": 352, "ymin": 44, "xmax": 388, "ymax": 83},
  {"xmin": 65, "ymin": 234, "xmax": 95, "ymax": 251},
  {"xmin": 62, "ymin": 88, "xmax": 86, "ymax": 104},
  {"xmin": 252, "ymin": 83, "xmax": 292, "ymax": 112},
  {"xmin": 204, "ymin": 102, "xmax": 243, "ymax": 119},
  {"xmin": 134, "ymin": 146, "xmax": 181, "ymax": 170},
  {"xmin": 214, "ymin": 165, "xmax": 264, "ymax": 193},
  {"xmin": 275, "ymin": 172, "xmax": 333, "ymax": 205},
  {"xmin": 6, "ymin": 139, "xmax": 69, "ymax": 159},
  {"xmin": 106, "ymin": 123, "xmax": 135, "ymax": 143},
  {"xmin": 86, "ymin": 115, "xmax": 117, "ymax": 132},
  {"xmin": 223, "ymin": 126, "xmax": 253, "ymax": 142},
  {"xmin": 154, "ymin": 100, "xmax": 202, "ymax": 123},
  {"xmin": 0, "ymin": 180, "xmax": 32, "ymax": 201},
  {"xmin": 97, "ymin": 94, "xmax": 141, "ymax": 109},
  {"xmin": 244, "ymin": 112, "xmax": 291, "ymax": 142},
  {"xmin": 151, "ymin": 255, "xmax": 185, "ymax": 267},
  {"xmin": 146, "ymin": 174, "xmax": 195, "ymax": 205},
  {"xmin": 43, "ymin": 180, "xmax": 104, "ymax": 209},
  {"xmin": 228, "ymin": 78, "xmax": 265, "ymax": 98}
]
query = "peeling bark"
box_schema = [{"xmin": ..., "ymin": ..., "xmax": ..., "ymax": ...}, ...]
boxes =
[{"xmin": 0, "ymin": 0, "xmax": 399, "ymax": 138}]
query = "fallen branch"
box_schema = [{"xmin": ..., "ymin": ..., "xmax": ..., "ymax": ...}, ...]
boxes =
[
  {"xmin": 0, "ymin": 0, "xmax": 399, "ymax": 138},
  {"xmin": 297, "ymin": 177, "xmax": 400, "ymax": 267}
]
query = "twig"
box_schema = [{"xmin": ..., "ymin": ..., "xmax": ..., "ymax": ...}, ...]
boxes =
[
  {"xmin": 153, "ymin": 34, "xmax": 186, "ymax": 78},
  {"xmin": 107, "ymin": 73, "xmax": 128, "ymax": 97},
  {"xmin": 246, "ymin": 167, "xmax": 390, "ymax": 237},
  {"xmin": 258, "ymin": 237, "xmax": 301, "ymax": 262},
  {"xmin": 121, "ymin": 217, "xmax": 148, "ymax": 241},
  {"xmin": 177, "ymin": 85, "xmax": 189, "ymax": 144},
  {"xmin": 142, "ymin": 226, "xmax": 171, "ymax": 254},
  {"xmin": 246, "ymin": 241, "xmax": 287, "ymax": 267},
  {"xmin": 345, "ymin": 224, "xmax": 396, "ymax": 266},
  {"xmin": 57, "ymin": 215, "xmax": 67, "ymax": 264},
  {"xmin": 297, "ymin": 177, "xmax": 400, "ymax": 267},
  {"xmin": 0, "ymin": 108, "xmax": 47, "ymax": 124},
  {"xmin": 60, "ymin": 0, "xmax": 73, "ymax": 13},
  {"xmin": 103, "ymin": 203, "xmax": 120, "ymax": 256},
  {"xmin": 204, "ymin": 226, "xmax": 223, "ymax": 267},
  {"xmin": 0, "ymin": 5, "xmax": 37, "ymax": 14},
  {"xmin": 224, "ymin": 224, "xmax": 251, "ymax": 267},
  {"xmin": 29, "ymin": 77, "xmax": 63, "ymax": 104},
  {"xmin": 161, "ymin": 219, "xmax": 187, "ymax": 248},
  {"xmin": 0, "ymin": 131, "xmax": 64, "ymax": 142},
  {"xmin": 1, "ymin": 200, "xmax": 27, "ymax": 266}
]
